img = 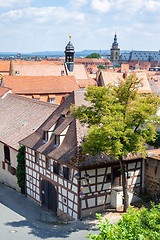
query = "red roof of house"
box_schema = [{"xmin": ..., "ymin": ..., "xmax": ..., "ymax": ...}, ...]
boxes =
[{"xmin": 3, "ymin": 76, "xmax": 80, "ymax": 94}]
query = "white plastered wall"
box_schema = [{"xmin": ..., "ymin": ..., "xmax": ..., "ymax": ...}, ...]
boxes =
[{"xmin": 0, "ymin": 142, "xmax": 20, "ymax": 191}]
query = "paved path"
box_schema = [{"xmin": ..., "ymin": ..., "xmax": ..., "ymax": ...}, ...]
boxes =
[{"xmin": 0, "ymin": 183, "xmax": 122, "ymax": 239}]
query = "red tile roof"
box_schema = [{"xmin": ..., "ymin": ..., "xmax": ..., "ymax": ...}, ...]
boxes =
[{"xmin": 3, "ymin": 76, "xmax": 80, "ymax": 94}]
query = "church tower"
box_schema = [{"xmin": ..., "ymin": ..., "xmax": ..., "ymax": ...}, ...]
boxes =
[
  {"xmin": 64, "ymin": 36, "xmax": 75, "ymax": 72},
  {"xmin": 110, "ymin": 33, "xmax": 120, "ymax": 63}
]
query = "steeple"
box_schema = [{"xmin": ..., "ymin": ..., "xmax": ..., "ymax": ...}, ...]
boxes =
[
  {"xmin": 64, "ymin": 36, "xmax": 75, "ymax": 72},
  {"xmin": 110, "ymin": 33, "xmax": 120, "ymax": 63}
]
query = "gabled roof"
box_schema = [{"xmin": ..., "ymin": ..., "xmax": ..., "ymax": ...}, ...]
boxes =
[
  {"xmin": 3, "ymin": 76, "xmax": 79, "ymax": 94},
  {"xmin": 13, "ymin": 64, "xmax": 66, "ymax": 76},
  {"xmin": 0, "ymin": 94, "xmax": 57, "ymax": 150},
  {"xmin": 100, "ymin": 71, "xmax": 152, "ymax": 94},
  {"xmin": 20, "ymin": 90, "xmax": 93, "ymax": 166}
]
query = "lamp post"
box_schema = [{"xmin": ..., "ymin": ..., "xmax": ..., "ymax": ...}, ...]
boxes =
[{"xmin": 74, "ymin": 172, "xmax": 90, "ymax": 221}]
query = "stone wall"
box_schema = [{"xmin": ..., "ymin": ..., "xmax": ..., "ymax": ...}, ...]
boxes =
[{"xmin": 145, "ymin": 158, "xmax": 160, "ymax": 194}]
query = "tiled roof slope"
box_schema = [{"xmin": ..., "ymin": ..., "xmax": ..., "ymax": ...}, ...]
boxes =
[
  {"xmin": 69, "ymin": 64, "xmax": 89, "ymax": 79},
  {"xmin": 0, "ymin": 61, "xmax": 10, "ymax": 72},
  {"xmin": 100, "ymin": 72, "xmax": 152, "ymax": 94},
  {"xmin": 0, "ymin": 94, "xmax": 57, "ymax": 150},
  {"xmin": 3, "ymin": 76, "xmax": 79, "ymax": 94},
  {"xmin": 0, "ymin": 86, "xmax": 11, "ymax": 97},
  {"xmin": 20, "ymin": 90, "xmax": 117, "ymax": 167},
  {"xmin": 14, "ymin": 64, "xmax": 66, "ymax": 76}
]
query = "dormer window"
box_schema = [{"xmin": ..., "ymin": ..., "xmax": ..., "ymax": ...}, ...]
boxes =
[
  {"xmin": 50, "ymin": 98, "xmax": 55, "ymax": 104},
  {"xmin": 55, "ymin": 135, "xmax": 60, "ymax": 146},
  {"xmin": 61, "ymin": 114, "xmax": 65, "ymax": 118},
  {"xmin": 43, "ymin": 131, "xmax": 48, "ymax": 142}
]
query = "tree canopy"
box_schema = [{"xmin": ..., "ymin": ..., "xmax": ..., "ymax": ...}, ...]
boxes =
[
  {"xmin": 71, "ymin": 74, "xmax": 160, "ymax": 211},
  {"xmin": 86, "ymin": 53, "xmax": 101, "ymax": 58},
  {"xmin": 71, "ymin": 74, "xmax": 160, "ymax": 158},
  {"xmin": 98, "ymin": 64, "xmax": 106, "ymax": 69}
]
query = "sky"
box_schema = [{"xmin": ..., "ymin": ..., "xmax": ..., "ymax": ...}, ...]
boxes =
[{"xmin": 0, "ymin": 0, "xmax": 160, "ymax": 52}]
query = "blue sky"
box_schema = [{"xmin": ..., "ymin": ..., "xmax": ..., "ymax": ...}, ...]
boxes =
[{"xmin": 0, "ymin": 0, "xmax": 159, "ymax": 52}]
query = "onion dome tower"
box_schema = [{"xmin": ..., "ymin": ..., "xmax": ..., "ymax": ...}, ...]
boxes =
[
  {"xmin": 64, "ymin": 36, "xmax": 75, "ymax": 72},
  {"xmin": 110, "ymin": 33, "xmax": 120, "ymax": 63}
]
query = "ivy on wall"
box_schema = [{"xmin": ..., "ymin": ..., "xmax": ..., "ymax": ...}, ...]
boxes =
[{"xmin": 16, "ymin": 145, "xmax": 25, "ymax": 194}]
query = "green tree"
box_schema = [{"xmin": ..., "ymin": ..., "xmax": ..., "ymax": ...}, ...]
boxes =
[
  {"xmin": 98, "ymin": 64, "xmax": 105, "ymax": 69},
  {"xmin": 71, "ymin": 74, "xmax": 160, "ymax": 211},
  {"xmin": 87, "ymin": 204, "xmax": 160, "ymax": 239},
  {"xmin": 17, "ymin": 145, "xmax": 25, "ymax": 194},
  {"xmin": 86, "ymin": 53, "xmax": 101, "ymax": 58}
]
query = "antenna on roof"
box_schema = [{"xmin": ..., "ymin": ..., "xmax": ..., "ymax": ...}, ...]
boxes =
[{"xmin": 69, "ymin": 35, "xmax": 71, "ymax": 42}]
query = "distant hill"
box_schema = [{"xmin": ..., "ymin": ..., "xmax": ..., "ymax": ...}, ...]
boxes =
[{"xmin": 0, "ymin": 50, "xmax": 131, "ymax": 58}]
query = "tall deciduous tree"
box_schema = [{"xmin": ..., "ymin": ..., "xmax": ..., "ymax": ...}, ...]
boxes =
[{"xmin": 71, "ymin": 74, "xmax": 160, "ymax": 211}]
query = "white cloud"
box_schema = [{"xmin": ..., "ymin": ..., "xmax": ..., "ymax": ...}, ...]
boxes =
[
  {"xmin": 1, "ymin": 6, "xmax": 85, "ymax": 24},
  {"xmin": 90, "ymin": 0, "xmax": 160, "ymax": 14},
  {"xmin": 0, "ymin": 0, "xmax": 31, "ymax": 8},
  {"xmin": 69, "ymin": 0, "xmax": 88, "ymax": 8},
  {"xmin": 91, "ymin": 0, "xmax": 111, "ymax": 13}
]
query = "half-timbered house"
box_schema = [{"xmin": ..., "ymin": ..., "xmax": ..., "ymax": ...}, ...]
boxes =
[
  {"xmin": 20, "ymin": 90, "xmax": 144, "ymax": 220},
  {"xmin": 0, "ymin": 94, "xmax": 57, "ymax": 190}
]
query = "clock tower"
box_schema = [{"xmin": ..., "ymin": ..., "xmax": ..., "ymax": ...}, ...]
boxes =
[{"xmin": 110, "ymin": 34, "xmax": 120, "ymax": 63}]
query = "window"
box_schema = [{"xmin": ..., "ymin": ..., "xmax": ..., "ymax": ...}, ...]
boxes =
[
  {"xmin": 55, "ymin": 135, "xmax": 60, "ymax": 146},
  {"xmin": 50, "ymin": 98, "xmax": 55, "ymax": 104},
  {"xmin": 35, "ymin": 152, "xmax": 39, "ymax": 164},
  {"xmin": 53, "ymin": 161, "xmax": 59, "ymax": 175},
  {"xmin": 46, "ymin": 158, "xmax": 50, "ymax": 170},
  {"xmin": 63, "ymin": 166, "xmax": 69, "ymax": 180},
  {"xmin": 11, "ymin": 167, "xmax": 16, "ymax": 175},
  {"xmin": 59, "ymin": 165, "xmax": 63, "ymax": 176},
  {"xmin": 4, "ymin": 145, "xmax": 10, "ymax": 164},
  {"xmin": 107, "ymin": 173, "xmax": 111, "ymax": 182},
  {"xmin": 69, "ymin": 169, "xmax": 72, "ymax": 181},
  {"xmin": 43, "ymin": 131, "xmax": 48, "ymax": 142}
]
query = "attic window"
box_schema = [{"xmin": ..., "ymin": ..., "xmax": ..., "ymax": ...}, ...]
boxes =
[
  {"xmin": 61, "ymin": 114, "xmax": 66, "ymax": 118},
  {"xmin": 55, "ymin": 135, "xmax": 60, "ymax": 146},
  {"xmin": 43, "ymin": 131, "xmax": 48, "ymax": 142},
  {"xmin": 15, "ymin": 70, "xmax": 19, "ymax": 75},
  {"xmin": 50, "ymin": 98, "xmax": 55, "ymax": 104}
]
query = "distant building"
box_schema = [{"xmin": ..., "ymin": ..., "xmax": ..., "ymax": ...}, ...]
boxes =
[{"xmin": 110, "ymin": 34, "xmax": 120, "ymax": 63}]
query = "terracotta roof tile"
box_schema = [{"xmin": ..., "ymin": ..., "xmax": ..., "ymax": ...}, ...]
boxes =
[{"xmin": 3, "ymin": 75, "xmax": 79, "ymax": 94}]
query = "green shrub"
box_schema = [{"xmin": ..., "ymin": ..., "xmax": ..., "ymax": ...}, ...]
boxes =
[{"xmin": 86, "ymin": 204, "xmax": 160, "ymax": 240}]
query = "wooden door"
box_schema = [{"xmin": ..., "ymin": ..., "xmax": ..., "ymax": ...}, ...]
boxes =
[
  {"xmin": 112, "ymin": 166, "xmax": 121, "ymax": 187},
  {"xmin": 41, "ymin": 180, "xmax": 57, "ymax": 214}
]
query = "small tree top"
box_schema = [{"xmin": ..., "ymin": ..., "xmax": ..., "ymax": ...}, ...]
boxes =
[
  {"xmin": 86, "ymin": 53, "xmax": 101, "ymax": 59},
  {"xmin": 71, "ymin": 74, "xmax": 160, "ymax": 159}
]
